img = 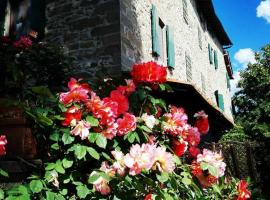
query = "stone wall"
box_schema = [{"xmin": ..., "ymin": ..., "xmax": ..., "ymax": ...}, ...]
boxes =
[
  {"xmin": 45, "ymin": 0, "xmax": 121, "ymax": 78},
  {"xmin": 120, "ymin": 0, "xmax": 233, "ymax": 121}
]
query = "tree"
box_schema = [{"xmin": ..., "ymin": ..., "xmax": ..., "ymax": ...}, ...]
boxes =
[{"xmin": 233, "ymin": 44, "xmax": 270, "ymax": 138}]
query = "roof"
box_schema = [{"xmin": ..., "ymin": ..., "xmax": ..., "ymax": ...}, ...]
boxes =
[{"xmin": 197, "ymin": 0, "xmax": 232, "ymax": 46}]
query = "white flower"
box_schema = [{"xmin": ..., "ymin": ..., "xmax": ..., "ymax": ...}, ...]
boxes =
[{"xmin": 141, "ymin": 113, "xmax": 156, "ymax": 129}]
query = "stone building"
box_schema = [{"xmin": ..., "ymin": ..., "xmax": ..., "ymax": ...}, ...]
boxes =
[{"xmin": 0, "ymin": 0, "xmax": 234, "ymax": 140}]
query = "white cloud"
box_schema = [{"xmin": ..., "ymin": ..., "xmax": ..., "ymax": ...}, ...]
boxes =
[
  {"xmin": 257, "ymin": 0, "xmax": 270, "ymax": 23},
  {"xmin": 230, "ymin": 71, "xmax": 241, "ymax": 96},
  {"xmin": 234, "ymin": 48, "xmax": 256, "ymax": 68},
  {"xmin": 231, "ymin": 48, "xmax": 256, "ymax": 95}
]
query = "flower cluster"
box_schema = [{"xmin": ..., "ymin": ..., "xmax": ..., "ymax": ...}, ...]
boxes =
[
  {"xmin": 0, "ymin": 135, "xmax": 7, "ymax": 156},
  {"xmin": 92, "ymin": 143, "xmax": 175, "ymax": 195},
  {"xmin": 131, "ymin": 61, "xmax": 167, "ymax": 84},
  {"xmin": 236, "ymin": 180, "xmax": 251, "ymax": 200},
  {"xmin": 13, "ymin": 36, "xmax": 32, "ymax": 49},
  {"xmin": 59, "ymin": 78, "xmax": 136, "ymax": 140},
  {"xmin": 191, "ymin": 149, "xmax": 226, "ymax": 187}
]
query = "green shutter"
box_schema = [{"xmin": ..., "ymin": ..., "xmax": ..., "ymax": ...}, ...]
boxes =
[
  {"xmin": 208, "ymin": 44, "xmax": 213, "ymax": 64},
  {"xmin": 30, "ymin": 0, "xmax": 45, "ymax": 40},
  {"xmin": 0, "ymin": 0, "xmax": 7, "ymax": 36},
  {"xmin": 151, "ymin": 5, "xmax": 161, "ymax": 56},
  {"xmin": 166, "ymin": 25, "xmax": 175, "ymax": 68},
  {"xmin": 214, "ymin": 50, "xmax": 218, "ymax": 69},
  {"xmin": 214, "ymin": 90, "xmax": 224, "ymax": 111}
]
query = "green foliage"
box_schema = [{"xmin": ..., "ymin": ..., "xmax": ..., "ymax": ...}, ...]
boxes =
[
  {"xmin": 233, "ymin": 44, "xmax": 270, "ymax": 138},
  {"xmin": 220, "ymin": 125, "xmax": 250, "ymax": 142}
]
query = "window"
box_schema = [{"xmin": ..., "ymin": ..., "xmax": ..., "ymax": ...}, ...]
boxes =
[
  {"xmin": 151, "ymin": 5, "xmax": 175, "ymax": 67},
  {"xmin": 215, "ymin": 90, "xmax": 224, "ymax": 111},
  {"xmin": 0, "ymin": 0, "xmax": 45, "ymax": 40},
  {"xmin": 185, "ymin": 53, "xmax": 192, "ymax": 82},
  {"xmin": 201, "ymin": 73, "xmax": 206, "ymax": 94},
  {"xmin": 183, "ymin": 0, "xmax": 188, "ymax": 24},
  {"xmin": 208, "ymin": 44, "xmax": 213, "ymax": 64},
  {"xmin": 157, "ymin": 19, "xmax": 167, "ymax": 64},
  {"xmin": 214, "ymin": 50, "xmax": 218, "ymax": 69},
  {"xmin": 226, "ymin": 73, "xmax": 231, "ymax": 90},
  {"xmin": 198, "ymin": 27, "xmax": 202, "ymax": 49}
]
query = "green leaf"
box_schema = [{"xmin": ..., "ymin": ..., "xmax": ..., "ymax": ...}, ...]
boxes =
[
  {"xmin": 58, "ymin": 103, "xmax": 67, "ymax": 112},
  {"xmin": 55, "ymin": 160, "xmax": 65, "ymax": 174},
  {"xmin": 208, "ymin": 165, "xmax": 218, "ymax": 177},
  {"xmin": 102, "ymin": 152, "xmax": 112, "ymax": 162},
  {"xmin": 200, "ymin": 162, "xmax": 209, "ymax": 171},
  {"xmin": 46, "ymin": 191, "xmax": 56, "ymax": 200},
  {"xmin": 87, "ymin": 147, "xmax": 100, "ymax": 160},
  {"xmin": 62, "ymin": 158, "xmax": 73, "ymax": 168},
  {"xmin": 86, "ymin": 116, "xmax": 99, "ymax": 127},
  {"xmin": 0, "ymin": 188, "xmax": 4, "ymax": 199},
  {"xmin": 182, "ymin": 177, "xmax": 192, "ymax": 185},
  {"xmin": 88, "ymin": 132, "xmax": 99, "ymax": 143},
  {"xmin": 37, "ymin": 113, "xmax": 54, "ymax": 126},
  {"xmin": 127, "ymin": 132, "xmax": 136, "ymax": 143},
  {"xmin": 51, "ymin": 143, "xmax": 59, "ymax": 150},
  {"xmin": 45, "ymin": 163, "xmax": 55, "ymax": 171},
  {"xmin": 49, "ymin": 132, "xmax": 60, "ymax": 142},
  {"xmin": 96, "ymin": 134, "xmax": 107, "ymax": 149},
  {"xmin": 76, "ymin": 185, "xmax": 90, "ymax": 199},
  {"xmin": 31, "ymin": 86, "xmax": 54, "ymax": 99},
  {"xmin": 75, "ymin": 145, "xmax": 87, "ymax": 160},
  {"xmin": 29, "ymin": 180, "xmax": 43, "ymax": 193},
  {"xmin": 88, "ymin": 172, "xmax": 101, "ymax": 184},
  {"xmin": 0, "ymin": 168, "xmax": 8, "ymax": 177},
  {"xmin": 60, "ymin": 189, "xmax": 68, "ymax": 196},
  {"xmin": 62, "ymin": 131, "xmax": 75, "ymax": 145},
  {"xmin": 156, "ymin": 172, "xmax": 169, "ymax": 183},
  {"xmin": 140, "ymin": 125, "xmax": 152, "ymax": 133}
]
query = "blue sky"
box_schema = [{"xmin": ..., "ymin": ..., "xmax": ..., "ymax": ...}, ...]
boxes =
[{"xmin": 212, "ymin": 0, "xmax": 270, "ymax": 93}]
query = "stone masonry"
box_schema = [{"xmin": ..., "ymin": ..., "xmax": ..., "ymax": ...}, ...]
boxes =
[
  {"xmin": 45, "ymin": 0, "xmax": 233, "ymax": 121},
  {"xmin": 120, "ymin": 0, "xmax": 233, "ymax": 121},
  {"xmin": 45, "ymin": 0, "xmax": 121, "ymax": 78}
]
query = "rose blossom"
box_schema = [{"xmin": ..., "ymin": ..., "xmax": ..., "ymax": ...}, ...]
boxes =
[
  {"xmin": 70, "ymin": 120, "xmax": 91, "ymax": 140},
  {"xmin": 194, "ymin": 110, "xmax": 209, "ymax": 134},
  {"xmin": 116, "ymin": 113, "xmax": 136, "ymax": 136},
  {"xmin": 62, "ymin": 106, "xmax": 82, "ymax": 126},
  {"xmin": 0, "ymin": 135, "xmax": 7, "ymax": 156},
  {"xmin": 236, "ymin": 180, "xmax": 251, "ymax": 200},
  {"xmin": 172, "ymin": 139, "xmax": 188, "ymax": 157}
]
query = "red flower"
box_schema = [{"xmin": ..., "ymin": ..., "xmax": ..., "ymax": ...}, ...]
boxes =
[
  {"xmin": 0, "ymin": 135, "xmax": 7, "ymax": 156},
  {"xmin": 189, "ymin": 146, "xmax": 200, "ymax": 158},
  {"xmin": 108, "ymin": 90, "xmax": 129, "ymax": 116},
  {"xmin": 194, "ymin": 111, "xmax": 209, "ymax": 135},
  {"xmin": 1, "ymin": 36, "xmax": 11, "ymax": 44},
  {"xmin": 144, "ymin": 194, "xmax": 152, "ymax": 200},
  {"xmin": 13, "ymin": 36, "xmax": 32, "ymax": 49},
  {"xmin": 187, "ymin": 127, "xmax": 201, "ymax": 147},
  {"xmin": 117, "ymin": 79, "xmax": 136, "ymax": 96},
  {"xmin": 62, "ymin": 106, "xmax": 82, "ymax": 126},
  {"xmin": 172, "ymin": 139, "xmax": 188, "ymax": 157},
  {"xmin": 191, "ymin": 161, "xmax": 202, "ymax": 176},
  {"xmin": 131, "ymin": 61, "xmax": 167, "ymax": 84},
  {"xmin": 59, "ymin": 78, "xmax": 91, "ymax": 105},
  {"xmin": 117, "ymin": 113, "xmax": 136, "ymax": 136},
  {"xmin": 236, "ymin": 180, "xmax": 251, "ymax": 200}
]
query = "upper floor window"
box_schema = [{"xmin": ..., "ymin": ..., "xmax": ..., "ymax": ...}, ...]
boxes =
[
  {"xmin": 183, "ymin": 0, "xmax": 188, "ymax": 24},
  {"xmin": 151, "ymin": 5, "xmax": 175, "ymax": 68},
  {"xmin": 0, "ymin": 0, "xmax": 45, "ymax": 40},
  {"xmin": 215, "ymin": 90, "xmax": 224, "ymax": 111}
]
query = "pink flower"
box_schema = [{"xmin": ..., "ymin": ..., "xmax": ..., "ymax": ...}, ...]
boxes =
[
  {"xmin": 116, "ymin": 113, "xmax": 136, "ymax": 136},
  {"xmin": 163, "ymin": 106, "xmax": 189, "ymax": 137},
  {"xmin": 62, "ymin": 106, "xmax": 82, "ymax": 126},
  {"xmin": 124, "ymin": 144, "xmax": 155, "ymax": 175},
  {"xmin": 102, "ymin": 123, "xmax": 118, "ymax": 140},
  {"xmin": 186, "ymin": 127, "xmax": 201, "ymax": 147},
  {"xmin": 70, "ymin": 120, "xmax": 91, "ymax": 140},
  {"xmin": 0, "ymin": 135, "xmax": 7, "ymax": 156},
  {"xmin": 152, "ymin": 146, "xmax": 175, "ymax": 173},
  {"xmin": 13, "ymin": 36, "xmax": 32, "ymax": 49},
  {"xmin": 111, "ymin": 150, "xmax": 126, "ymax": 176},
  {"xmin": 194, "ymin": 111, "xmax": 209, "ymax": 135},
  {"xmin": 91, "ymin": 171, "xmax": 111, "ymax": 196},
  {"xmin": 59, "ymin": 78, "xmax": 91, "ymax": 105}
]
